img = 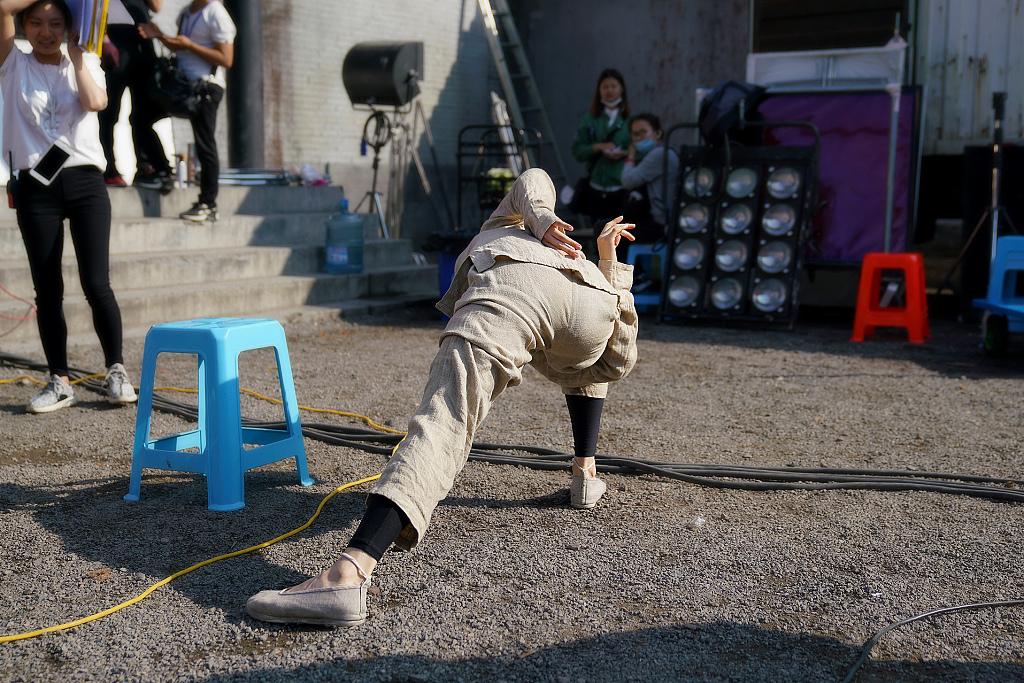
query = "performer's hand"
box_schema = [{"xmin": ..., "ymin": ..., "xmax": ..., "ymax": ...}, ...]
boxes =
[
  {"xmin": 596, "ymin": 216, "xmax": 635, "ymax": 261},
  {"xmin": 542, "ymin": 220, "xmax": 582, "ymax": 259}
]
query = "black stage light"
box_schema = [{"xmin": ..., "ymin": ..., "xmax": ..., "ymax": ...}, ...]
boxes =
[
  {"xmin": 661, "ymin": 143, "xmax": 818, "ymax": 328},
  {"xmin": 342, "ymin": 42, "xmax": 424, "ymax": 108}
]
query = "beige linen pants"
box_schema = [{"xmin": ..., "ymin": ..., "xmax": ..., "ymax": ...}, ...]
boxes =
[{"xmin": 372, "ymin": 259, "xmax": 619, "ymax": 549}]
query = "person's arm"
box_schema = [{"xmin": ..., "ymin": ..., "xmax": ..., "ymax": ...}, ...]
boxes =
[
  {"xmin": 145, "ymin": 0, "xmax": 163, "ymax": 12},
  {"xmin": 68, "ymin": 37, "xmax": 107, "ymax": 111},
  {"xmin": 571, "ymin": 117, "xmax": 601, "ymax": 163},
  {"xmin": 160, "ymin": 35, "xmax": 233, "ymax": 67},
  {"xmin": 621, "ymin": 147, "xmax": 663, "ymax": 190},
  {"xmin": 139, "ymin": 6, "xmax": 235, "ymax": 68},
  {"xmin": 0, "ymin": 0, "xmax": 36, "ymax": 66}
]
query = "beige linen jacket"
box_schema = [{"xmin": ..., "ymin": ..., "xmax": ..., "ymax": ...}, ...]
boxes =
[{"xmin": 436, "ymin": 168, "xmax": 638, "ymax": 393}]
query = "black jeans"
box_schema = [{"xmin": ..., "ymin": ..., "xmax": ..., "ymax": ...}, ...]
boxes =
[
  {"xmin": 98, "ymin": 28, "xmax": 171, "ymax": 177},
  {"xmin": 15, "ymin": 167, "xmax": 123, "ymax": 376},
  {"xmin": 190, "ymin": 83, "xmax": 224, "ymax": 206}
]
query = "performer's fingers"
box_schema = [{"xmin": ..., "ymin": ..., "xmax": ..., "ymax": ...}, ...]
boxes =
[{"xmin": 553, "ymin": 231, "xmax": 582, "ymax": 251}]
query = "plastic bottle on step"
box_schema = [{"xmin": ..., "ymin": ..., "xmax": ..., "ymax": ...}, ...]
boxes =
[{"xmin": 324, "ymin": 198, "xmax": 364, "ymax": 274}]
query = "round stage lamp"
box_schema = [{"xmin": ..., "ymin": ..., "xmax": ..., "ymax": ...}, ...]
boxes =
[
  {"xmin": 673, "ymin": 239, "xmax": 705, "ymax": 270},
  {"xmin": 762, "ymin": 203, "xmax": 796, "ymax": 236},
  {"xmin": 668, "ymin": 276, "xmax": 701, "ymax": 308},
  {"xmin": 756, "ymin": 241, "xmax": 792, "ymax": 274},
  {"xmin": 683, "ymin": 168, "xmax": 715, "ymax": 198},
  {"xmin": 710, "ymin": 278, "xmax": 743, "ymax": 310},
  {"xmin": 678, "ymin": 204, "xmax": 709, "ymax": 233},
  {"xmin": 714, "ymin": 240, "xmax": 748, "ymax": 272},
  {"xmin": 752, "ymin": 279, "xmax": 787, "ymax": 312},
  {"xmin": 719, "ymin": 204, "xmax": 752, "ymax": 235},
  {"xmin": 726, "ymin": 168, "xmax": 757, "ymax": 198},
  {"xmin": 767, "ymin": 167, "xmax": 801, "ymax": 199}
]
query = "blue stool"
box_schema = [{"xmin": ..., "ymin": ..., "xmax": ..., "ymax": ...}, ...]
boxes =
[
  {"xmin": 125, "ymin": 318, "xmax": 314, "ymax": 511},
  {"xmin": 974, "ymin": 236, "xmax": 1024, "ymax": 332},
  {"xmin": 626, "ymin": 242, "xmax": 669, "ymax": 312}
]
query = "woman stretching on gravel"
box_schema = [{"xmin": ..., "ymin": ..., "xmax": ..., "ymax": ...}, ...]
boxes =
[{"xmin": 246, "ymin": 168, "xmax": 639, "ymax": 627}]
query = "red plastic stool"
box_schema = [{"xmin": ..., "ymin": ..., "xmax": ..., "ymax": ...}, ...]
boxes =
[{"xmin": 851, "ymin": 252, "xmax": 930, "ymax": 344}]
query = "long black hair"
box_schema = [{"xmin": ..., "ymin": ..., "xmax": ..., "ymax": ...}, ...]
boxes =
[
  {"xmin": 18, "ymin": 0, "xmax": 73, "ymax": 32},
  {"xmin": 588, "ymin": 68, "xmax": 630, "ymax": 119}
]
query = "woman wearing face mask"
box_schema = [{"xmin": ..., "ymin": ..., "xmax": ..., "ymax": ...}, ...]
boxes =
[
  {"xmin": 569, "ymin": 68, "xmax": 632, "ymax": 228},
  {"xmin": 1, "ymin": 0, "xmax": 138, "ymax": 413},
  {"xmin": 621, "ymin": 113, "xmax": 680, "ymax": 247}
]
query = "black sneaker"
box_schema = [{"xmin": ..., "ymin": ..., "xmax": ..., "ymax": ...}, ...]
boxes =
[
  {"xmin": 180, "ymin": 202, "xmax": 218, "ymax": 223},
  {"xmin": 134, "ymin": 171, "xmax": 174, "ymax": 196}
]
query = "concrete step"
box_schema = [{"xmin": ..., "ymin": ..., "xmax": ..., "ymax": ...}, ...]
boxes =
[
  {"xmin": 0, "ymin": 241, "xmax": 417, "ymax": 294},
  {"xmin": 0, "ymin": 295, "xmax": 442, "ymax": 358},
  {"xmin": 0, "ymin": 265, "xmax": 438, "ymax": 347},
  {"xmin": 0, "ymin": 185, "xmax": 345, "ymax": 223},
  {"xmin": 0, "ymin": 213, "xmax": 336, "ymax": 256}
]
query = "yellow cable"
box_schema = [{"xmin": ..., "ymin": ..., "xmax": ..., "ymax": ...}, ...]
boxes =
[
  {"xmin": 0, "ymin": 473, "xmax": 381, "ymax": 644},
  {"xmin": 0, "ymin": 370, "xmax": 407, "ymax": 644},
  {"xmin": 0, "ymin": 373, "xmax": 105, "ymax": 388}
]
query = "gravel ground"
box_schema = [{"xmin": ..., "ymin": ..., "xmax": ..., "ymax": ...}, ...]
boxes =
[{"xmin": 0, "ymin": 306, "xmax": 1022, "ymax": 682}]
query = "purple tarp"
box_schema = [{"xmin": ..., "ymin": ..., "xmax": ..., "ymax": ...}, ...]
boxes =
[{"xmin": 758, "ymin": 90, "xmax": 916, "ymax": 264}]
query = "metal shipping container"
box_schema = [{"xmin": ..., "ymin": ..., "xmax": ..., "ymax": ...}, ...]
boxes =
[{"xmin": 914, "ymin": 0, "xmax": 1024, "ymax": 155}]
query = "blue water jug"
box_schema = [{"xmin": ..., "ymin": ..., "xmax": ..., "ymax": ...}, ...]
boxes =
[{"xmin": 324, "ymin": 199, "xmax": 364, "ymax": 274}]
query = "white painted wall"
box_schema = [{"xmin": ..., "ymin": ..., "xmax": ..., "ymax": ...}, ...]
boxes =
[{"xmin": 914, "ymin": 0, "xmax": 1024, "ymax": 155}]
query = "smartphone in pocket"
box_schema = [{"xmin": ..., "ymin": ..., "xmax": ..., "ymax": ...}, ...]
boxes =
[{"xmin": 29, "ymin": 141, "xmax": 72, "ymax": 186}]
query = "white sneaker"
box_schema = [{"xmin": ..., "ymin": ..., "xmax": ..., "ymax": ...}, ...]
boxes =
[
  {"xmin": 27, "ymin": 375, "xmax": 75, "ymax": 414},
  {"xmin": 105, "ymin": 363, "xmax": 138, "ymax": 405}
]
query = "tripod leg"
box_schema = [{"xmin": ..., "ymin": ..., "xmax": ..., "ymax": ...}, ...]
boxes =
[
  {"xmin": 417, "ymin": 101, "xmax": 455, "ymax": 226},
  {"xmin": 935, "ymin": 208, "xmax": 991, "ymax": 296},
  {"xmin": 373, "ymin": 191, "xmax": 391, "ymax": 239},
  {"xmin": 998, "ymin": 206, "xmax": 1019, "ymax": 235}
]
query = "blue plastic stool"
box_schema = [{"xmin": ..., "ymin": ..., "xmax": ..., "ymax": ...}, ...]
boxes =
[
  {"xmin": 626, "ymin": 242, "xmax": 669, "ymax": 312},
  {"xmin": 973, "ymin": 236, "xmax": 1024, "ymax": 334},
  {"xmin": 125, "ymin": 318, "xmax": 314, "ymax": 511}
]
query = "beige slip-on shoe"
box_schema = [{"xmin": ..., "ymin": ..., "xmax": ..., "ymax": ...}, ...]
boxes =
[
  {"xmin": 246, "ymin": 553, "xmax": 370, "ymax": 627},
  {"xmin": 570, "ymin": 459, "xmax": 607, "ymax": 510}
]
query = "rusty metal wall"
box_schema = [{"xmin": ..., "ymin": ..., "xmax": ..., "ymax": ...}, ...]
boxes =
[
  {"xmin": 915, "ymin": 0, "xmax": 1024, "ymax": 155},
  {"xmin": 511, "ymin": 0, "xmax": 750, "ymax": 180}
]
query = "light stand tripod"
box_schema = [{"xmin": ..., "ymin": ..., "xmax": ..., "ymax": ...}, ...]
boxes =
[
  {"xmin": 936, "ymin": 92, "xmax": 1018, "ymax": 299},
  {"xmin": 355, "ymin": 111, "xmax": 393, "ymax": 239}
]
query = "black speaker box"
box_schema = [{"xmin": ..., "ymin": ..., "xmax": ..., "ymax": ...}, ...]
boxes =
[{"xmin": 342, "ymin": 42, "xmax": 424, "ymax": 107}]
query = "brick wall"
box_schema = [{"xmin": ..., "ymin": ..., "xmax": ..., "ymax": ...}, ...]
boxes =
[{"xmin": 155, "ymin": 0, "xmax": 494, "ymax": 243}]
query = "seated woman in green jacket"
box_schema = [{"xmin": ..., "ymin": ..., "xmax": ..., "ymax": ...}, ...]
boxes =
[{"xmin": 568, "ymin": 68, "xmax": 632, "ymax": 225}]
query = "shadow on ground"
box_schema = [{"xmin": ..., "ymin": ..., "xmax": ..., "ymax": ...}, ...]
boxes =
[
  {"xmin": 193, "ymin": 622, "xmax": 1024, "ymax": 683},
  {"xmin": 0, "ymin": 473, "xmax": 577, "ymax": 619},
  {"xmin": 0, "ymin": 471, "xmax": 365, "ymax": 620}
]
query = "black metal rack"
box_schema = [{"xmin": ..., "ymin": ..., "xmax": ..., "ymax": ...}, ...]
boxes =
[{"xmin": 455, "ymin": 125, "xmax": 543, "ymax": 231}]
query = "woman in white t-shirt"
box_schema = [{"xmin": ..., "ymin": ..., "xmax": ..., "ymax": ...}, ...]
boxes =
[
  {"xmin": 1, "ymin": 0, "xmax": 137, "ymax": 413},
  {"xmin": 139, "ymin": 0, "xmax": 234, "ymax": 223}
]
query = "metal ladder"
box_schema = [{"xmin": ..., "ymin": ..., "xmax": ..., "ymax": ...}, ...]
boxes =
[{"xmin": 478, "ymin": 0, "xmax": 568, "ymax": 189}]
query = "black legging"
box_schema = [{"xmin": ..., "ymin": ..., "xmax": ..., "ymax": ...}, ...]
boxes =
[
  {"xmin": 16, "ymin": 166, "xmax": 123, "ymax": 376},
  {"xmin": 349, "ymin": 396, "xmax": 605, "ymax": 561}
]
